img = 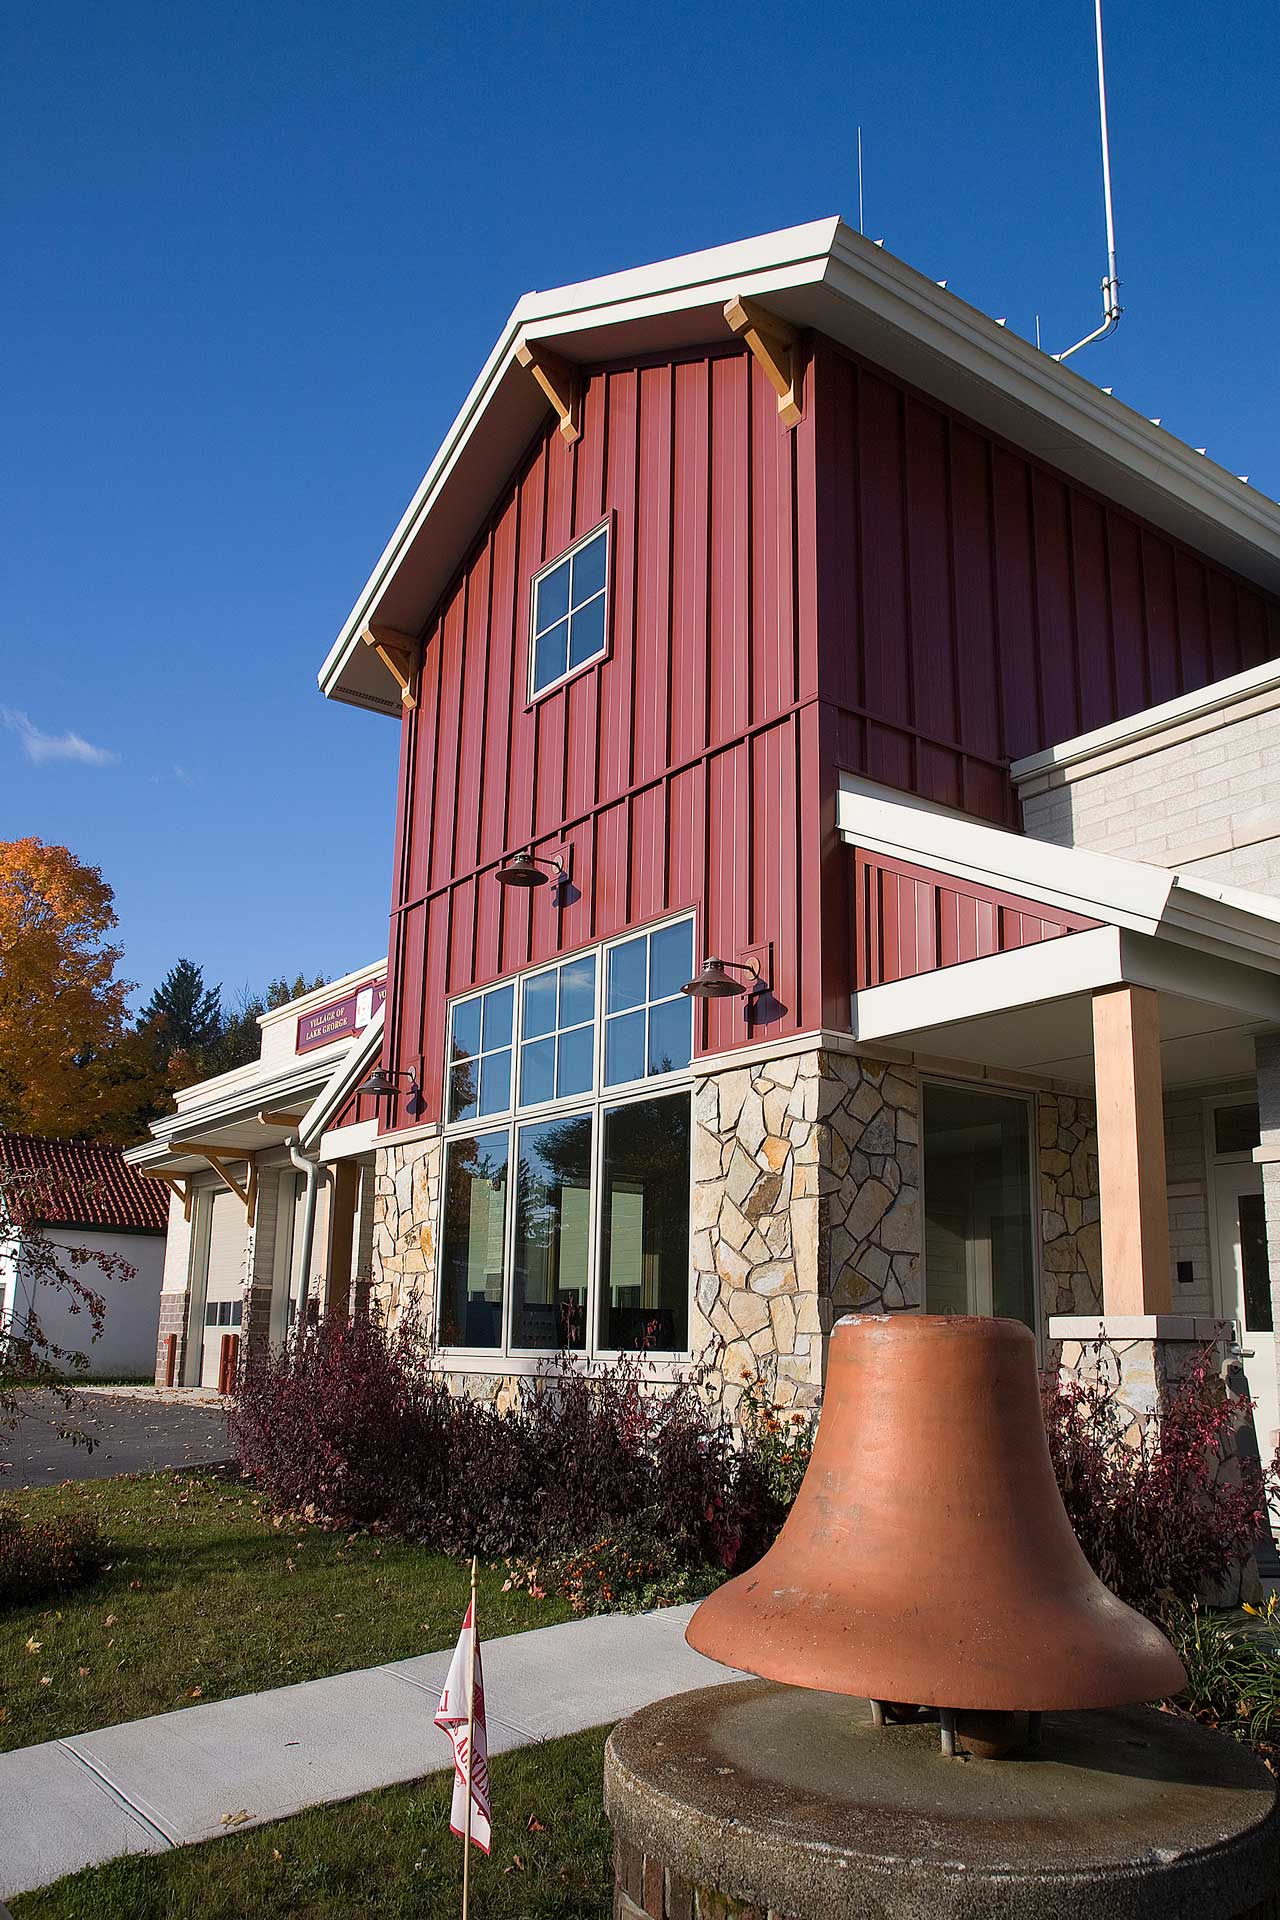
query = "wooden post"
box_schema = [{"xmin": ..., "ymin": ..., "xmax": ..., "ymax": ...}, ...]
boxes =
[
  {"xmin": 1091, "ymin": 984, "xmax": 1171, "ymax": 1315},
  {"xmin": 324, "ymin": 1160, "xmax": 360, "ymax": 1318}
]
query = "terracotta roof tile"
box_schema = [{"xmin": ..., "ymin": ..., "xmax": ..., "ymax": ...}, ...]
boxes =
[{"xmin": 0, "ymin": 1132, "xmax": 169, "ymax": 1235}]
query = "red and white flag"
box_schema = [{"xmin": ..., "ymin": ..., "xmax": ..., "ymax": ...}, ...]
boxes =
[{"xmin": 434, "ymin": 1598, "xmax": 492, "ymax": 1856}]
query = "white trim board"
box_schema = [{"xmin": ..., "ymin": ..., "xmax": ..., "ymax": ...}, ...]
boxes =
[
  {"xmin": 320, "ymin": 218, "xmax": 1280, "ymax": 715},
  {"xmin": 837, "ymin": 773, "xmax": 1280, "ymax": 971},
  {"xmin": 1012, "ymin": 655, "xmax": 1280, "ymax": 793}
]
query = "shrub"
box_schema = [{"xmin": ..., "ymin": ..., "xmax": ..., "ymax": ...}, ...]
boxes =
[
  {"xmin": 0, "ymin": 1504, "xmax": 105, "ymax": 1604},
  {"xmin": 1163, "ymin": 1596, "xmax": 1280, "ymax": 1755},
  {"xmin": 229, "ymin": 1318, "xmax": 806, "ymax": 1584},
  {"xmin": 1041, "ymin": 1342, "xmax": 1267, "ymax": 1616},
  {"xmin": 510, "ymin": 1517, "xmax": 724, "ymax": 1617}
]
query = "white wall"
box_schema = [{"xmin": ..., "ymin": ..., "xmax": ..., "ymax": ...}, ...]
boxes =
[{"xmin": 4, "ymin": 1227, "xmax": 165, "ymax": 1379}]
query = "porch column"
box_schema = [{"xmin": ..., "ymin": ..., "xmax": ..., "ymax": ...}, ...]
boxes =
[
  {"xmin": 1091, "ymin": 984, "xmax": 1171, "ymax": 1315},
  {"xmin": 323, "ymin": 1159, "xmax": 360, "ymax": 1317},
  {"xmin": 1254, "ymin": 1033, "xmax": 1280, "ymax": 1339}
]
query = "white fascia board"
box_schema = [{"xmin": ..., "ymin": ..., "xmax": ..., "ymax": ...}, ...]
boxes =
[
  {"xmin": 320, "ymin": 215, "xmax": 1280, "ymax": 715},
  {"xmin": 257, "ymin": 957, "xmax": 387, "ymax": 1035},
  {"xmin": 1012, "ymin": 655, "xmax": 1280, "ymax": 787},
  {"xmin": 1116, "ymin": 930, "xmax": 1280, "ymax": 1019},
  {"xmin": 836, "ymin": 776, "xmax": 1174, "ymax": 931},
  {"xmin": 317, "ymin": 1119, "xmax": 379, "ymax": 1164},
  {"xmin": 298, "ymin": 1008, "xmax": 385, "ymax": 1150},
  {"xmin": 854, "ymin": 927, "xmax": 1125, "ymax": 1042}
]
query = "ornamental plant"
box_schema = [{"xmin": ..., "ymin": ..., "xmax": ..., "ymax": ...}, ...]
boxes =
[{"xmin": 1040, "ymin": 1340, "xmax": 1268, "ymax": 1615}]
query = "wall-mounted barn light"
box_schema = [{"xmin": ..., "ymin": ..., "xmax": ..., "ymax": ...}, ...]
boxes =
[
  {"xmin": 359, "ymin": 1065, "xmax": 423, "ymax": 1117},
  {"xmin": 495, "ymin": 847, "xmax": 568, "ymax": 892},
  {"xmin": 681, "ymin": 955, "xmax": 765, "ymax": 1001}
]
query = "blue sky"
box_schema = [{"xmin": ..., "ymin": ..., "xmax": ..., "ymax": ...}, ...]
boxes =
[{"xmin": 2, "ymin": 0, "xmax": 1276, "ymax": 1012}]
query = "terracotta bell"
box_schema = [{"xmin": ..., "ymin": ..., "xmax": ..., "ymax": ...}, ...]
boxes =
[{"xmin": 688, "ymin": 1313, "xmax": 1186, "ymax": 1713}]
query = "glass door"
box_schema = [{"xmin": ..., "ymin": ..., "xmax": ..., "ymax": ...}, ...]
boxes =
[
  {"xmin": 922, "ymin": 1081, "xmax": 1038, "ymax": 1336},
  {"xmin": 1213, "ymin": 1156, "xmax": 1276, "ymax": 1456}
]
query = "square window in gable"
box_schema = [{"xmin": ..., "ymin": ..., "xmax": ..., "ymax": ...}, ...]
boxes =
[{"xmin": 529, "ymin": 522, "xmax": 609, "ymax": 699}]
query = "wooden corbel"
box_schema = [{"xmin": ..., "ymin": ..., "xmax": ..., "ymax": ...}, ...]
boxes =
[
  {"xmin": 514, "ymin": 339, "xmax": 582, "ymax": 444},
  {"xmin": 723, "ymin": 295, "xmax": 803, "ymax": 428},
  {"xmin": 360, "ymin": 623, "xmax": 419, "ymax": 711},
  {"xmin": 143, "ymin": 1170, "xmax": 193, "ymax": 1223},
  {"xmin": 172, "ymin": 1144, "xmax": 256, "ymax": 1224},
  {"xmin": 258, "ymin": 1110, "xmax": 306, "ymax": 1129}
]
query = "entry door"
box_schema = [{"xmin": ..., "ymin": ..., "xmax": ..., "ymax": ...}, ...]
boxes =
[
  {"xmin": 1214, "ymin": 1161, "xmax": 1278, "ymax": 1457},
  {"xmin": 200, "ymin": 1188, "xmax": 245, "ymax": 1387}
]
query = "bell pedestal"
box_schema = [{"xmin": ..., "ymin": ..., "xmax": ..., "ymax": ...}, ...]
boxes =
[{"xmin": 606, "ymin": 1679, "xmax": 1280, "ymax": 1920}]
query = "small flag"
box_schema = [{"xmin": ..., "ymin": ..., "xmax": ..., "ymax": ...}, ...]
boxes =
[{"xmin": 435, "ymin": 1595, "xmax": 492, "ymax": 1857}]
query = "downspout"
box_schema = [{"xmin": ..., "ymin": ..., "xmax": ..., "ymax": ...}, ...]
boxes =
[{"xmin": 288, "ymin": 1138, "xmax": 321, "ymax": 1328}]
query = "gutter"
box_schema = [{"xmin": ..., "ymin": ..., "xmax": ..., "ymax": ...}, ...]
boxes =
[{"xmin": 287, "ymin": 1139, "xmax": 322, "ymax": 1328}]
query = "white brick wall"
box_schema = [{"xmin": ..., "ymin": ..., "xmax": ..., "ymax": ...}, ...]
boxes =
[{"xmin": 1019, "ymin": 702, "xmax": 1280, "ymax": 893}]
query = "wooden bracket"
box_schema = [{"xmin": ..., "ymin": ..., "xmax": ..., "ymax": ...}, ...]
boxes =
[
  {"xmin": 258, "ymin": 1110, "xmax": 306, "ymax": 1129},
  {"xmin": 723, "ymin": 296, "xmax": 803, "ymax": 428},
  {"xmin": 360, "ymin": 623, "xmax": 419, "ymax": 710},
  {"xmin": 143, "ymin": 1170, "xmax": 193, "ymax": 1223},
  {"xmin": 514, "ymin": 339, "xmax": 582, "ymax": 444},
  {"xmin": 172, "ymin": 1144, "xmax": 256, "ymax": 1223}
]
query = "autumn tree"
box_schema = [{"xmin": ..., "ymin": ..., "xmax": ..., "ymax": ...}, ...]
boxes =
[{"xmin": 0, "ymin": 839, "xmax": 165, "ymax": 1143}]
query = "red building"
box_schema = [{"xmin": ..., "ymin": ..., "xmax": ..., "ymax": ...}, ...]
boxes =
[{"xmin": 321, "ymin": 219, "xmax": 1280, "ymax": 1432}]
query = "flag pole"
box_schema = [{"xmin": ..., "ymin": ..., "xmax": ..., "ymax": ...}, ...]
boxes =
[{"xmin": 462, "ymin": 1552, "xmax": 477, "ymax": 1920}]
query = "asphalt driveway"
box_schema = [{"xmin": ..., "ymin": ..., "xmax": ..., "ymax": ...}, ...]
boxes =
[{"xmin": 1, "ymin": 1391, "xmax": 232, "ymax": 1486}]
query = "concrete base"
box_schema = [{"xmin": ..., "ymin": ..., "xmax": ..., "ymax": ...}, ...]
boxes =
[{"xmin": 605, "ymin": 1679, "xmax": 1280, "ymax": 1919}]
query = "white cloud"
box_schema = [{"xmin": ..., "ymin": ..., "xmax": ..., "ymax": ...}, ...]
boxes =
[{"xmin": 0, "ymin": 707, "xmax": 119, "ymax": 768}]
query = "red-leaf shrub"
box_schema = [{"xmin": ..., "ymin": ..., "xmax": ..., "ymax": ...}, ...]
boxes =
[
  {"xmin": 1041, "ymin": 1342, "xmax": 1268, "ymax": 1614},
  {"xmin": 0, "ymin": 1504, "xmax": 105, "ymax": 1603},
  {"xmin": 229, "ymin": 1316, "xmax": 798, "ymax": 1574}
]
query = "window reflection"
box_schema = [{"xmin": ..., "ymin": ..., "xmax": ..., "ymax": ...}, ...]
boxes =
[
  {"xmin": 439, "ymin": 1130, "xmax": 509, "ymax": 1348},
  {"xmin": 923, "ymin": 1083, "xmax": 1035, "ymax": 1332},
  {"xmin": 513, "ymin": 1115, "xmax": 593, "ymax": 1350},
  {"xmin": 598, "ymin": 1095, "xmax": 690, "ymax": 1351}
]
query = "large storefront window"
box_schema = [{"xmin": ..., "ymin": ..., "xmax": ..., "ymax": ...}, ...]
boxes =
[
  {"xmin": 439, "ymin": 917, "xmax": 694, "ymax": 1358},
  {"xmin": 922, "ymin": 1081, "xmax": 1036, "ymax": 1333}
]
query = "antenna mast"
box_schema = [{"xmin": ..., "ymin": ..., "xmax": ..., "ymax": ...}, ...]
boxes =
[{"xmin": 1053, "ymin": 0, "xmax": 1122, "ymax": 362}]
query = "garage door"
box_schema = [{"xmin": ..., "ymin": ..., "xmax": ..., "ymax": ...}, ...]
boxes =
[{"xmin": 200, "ymin": 1187, "xmax": 246, "ymax": 1388}]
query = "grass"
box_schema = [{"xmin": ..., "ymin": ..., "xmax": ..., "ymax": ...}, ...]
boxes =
[
  {"xmin": 0, "ymin": 1468, "xmax": 571, "ymax": 1753},
  {"xmin": 11, "ymin": 1726, "xmax": 613, "ymax": 1919}
]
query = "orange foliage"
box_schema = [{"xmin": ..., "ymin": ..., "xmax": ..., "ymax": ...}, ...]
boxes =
[{"xmin": 0, "ymin": 838, "xmax": 164, "ymax": 1143}]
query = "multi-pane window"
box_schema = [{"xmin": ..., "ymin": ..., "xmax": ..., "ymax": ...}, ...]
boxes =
[
  {"xmin": 204, "ymin": 1298, "xmax": 243, "ymax": 1328},
  {"xmin": 437, "ymin": 916, "xmax": 694, "ymax": 1358},
  {"xmin": 529, "ymin": 523, "xmax": 609, "ymax": 697},
  {"xmin": 519, "ymin": 957, "xmax": 596, "ymax": 1106},
  {"xmin": 604, "ymin": 920, "xmax": 693, "ymax": 1086},
  {"xmin": 447, "ymin": 982, "xmax": 514, "ymax": 1122}
]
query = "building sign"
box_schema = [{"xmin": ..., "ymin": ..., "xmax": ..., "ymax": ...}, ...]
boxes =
[{"xmin": 296, "ymin": 980, "xmax": 386, "ymax": 1054}]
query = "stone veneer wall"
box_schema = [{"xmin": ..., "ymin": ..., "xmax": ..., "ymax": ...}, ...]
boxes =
[
  {"xmin": 372, "ymin": 1136, "xmax": 442, "ymax": 1337},
  {"xmin": 1038, "ymin": 1091, "xmax": 1103, "ymax": 1321},
  {"xmin": 690, "ymin": 1049, "xmax": 920, "ymax": 1417}
]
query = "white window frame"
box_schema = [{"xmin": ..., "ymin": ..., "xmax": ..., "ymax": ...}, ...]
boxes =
[
  {"xmin": 526, "ymin": 517, "xmax": 612, "ymax": 704},
  {"xmin": 919, "ymin": 1073, "xmax": 1044, "ymax": 1354},
  {"xmin": 437, "ymin": 911, "xmax": 697, "ymax": 1365}
]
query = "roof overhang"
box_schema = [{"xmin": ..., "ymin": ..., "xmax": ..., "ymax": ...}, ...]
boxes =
[
  {"xmin": 123, "ymin": 1056, "xmax": 346, "ymax": 1177},
  {"xmin": 322, "ymin": 217, "xmax": 1280, "ymax": 715},
  {"xmin": 840, "ymin": 776, "xmax": 1280, "ymax": 1090}
]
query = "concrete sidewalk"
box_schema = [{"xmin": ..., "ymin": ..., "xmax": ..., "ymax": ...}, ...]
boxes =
[{"xmin": 0, "ymin": 1603, "xmax": 738, "ymax": 1900}]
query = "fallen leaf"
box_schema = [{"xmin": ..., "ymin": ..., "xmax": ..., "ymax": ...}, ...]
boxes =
[
  {"xmin": 188, "ymin": 1687, "xmax": 203, "ymax": 1699},
  {"xmin": 272, "ymin": 1849, "xmax": 282, "ymax": 1862},
  {"xmin": 503, "ymin": 1856, "xmax": 526, "ymax": 1874},
  {"xmin": 220, "ymin": 1809, "xmax": 251, "ymax": 1827},
  {"xmin": 103, "ymin": 1615, "xmax": 117, "ymax": 1629},
  {"xmin": 24, "ymin": 1637, "xmax": 41, "ymax": 1655},
  {"xmin": 527, "ymin": 1816, "xmax": 547, "ymax": 1832},
  {"xmin": 39, "ymin": 1676, "xmax": 52, "ymax": 1687},
  {"xmin": 78, "ymin": 1667, "xmax": 90, "ymax": 1678}
]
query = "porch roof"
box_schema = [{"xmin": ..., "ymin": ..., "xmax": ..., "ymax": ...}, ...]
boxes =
[{"xmin": 839, "ymin": 778, "xmax": 1280, "ymax": 1089}]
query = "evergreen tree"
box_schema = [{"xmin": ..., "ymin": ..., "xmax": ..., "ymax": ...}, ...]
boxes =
[{"xmin": 136, "ymin": 958, "xmax": 222, "ymax": 1055}]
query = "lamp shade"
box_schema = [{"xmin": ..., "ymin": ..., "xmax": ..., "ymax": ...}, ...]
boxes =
[
  {"xmin": 496, "ymin": 850, "xmax": 550, "ymax": 888},
  {"xmin": 681, "ymin": 957, "xmax": 747, "ymax": 999},
  {"xmin": 358, "ymin": 1067, "xmax": 397, "ymax": 1100}
]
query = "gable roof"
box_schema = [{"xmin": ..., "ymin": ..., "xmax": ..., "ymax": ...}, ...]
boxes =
[
  {"xmin": 0, "ymin": 1132, "xmax": 170, "ymax": 1235},
  {"xmin": 321, "ymin": 217, "xmax": 1280, "ymax": 716}
]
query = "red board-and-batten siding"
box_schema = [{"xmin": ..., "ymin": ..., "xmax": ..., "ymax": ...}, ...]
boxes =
[
  {"xmin": 852, "ymin": 850, "xmax": 1100, "ymax": 990},
  {"xmin": 381, "ymin": 332, "xmax": 1280, "ymax": 1127}
]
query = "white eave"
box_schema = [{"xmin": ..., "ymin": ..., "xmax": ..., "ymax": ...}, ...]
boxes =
[
  {"xmin": 321, "ymin": 216, "xmax": 1280, "ymax": 716},
  {"xmin": 838, "ymin": 773, "xmax": 1280, "ymax": 973}
]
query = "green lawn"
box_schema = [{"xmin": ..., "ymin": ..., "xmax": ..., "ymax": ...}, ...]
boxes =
[
  {"xmin": 0, "ymin": 1469, "xmax": 570, "ymax": 1752},
  {"xmin": 11, "ymin": 1726, "xmax": 613, "ymax": 1919}
]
